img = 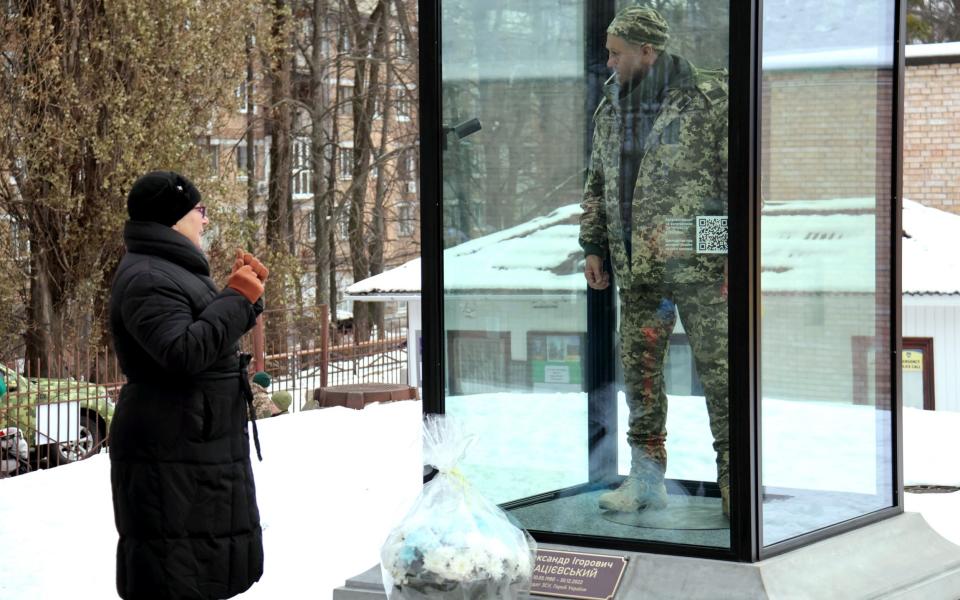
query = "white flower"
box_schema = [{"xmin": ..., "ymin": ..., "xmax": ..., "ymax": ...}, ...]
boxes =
[
  {"xmin": 487, "ymin": 557, "xmax": 505, "ymax": 580},
  {"xmin": 422, "ymin": 545, "xmax": 457, "ymax": 578},
  {"xmin": 447, "ymin": 554, "xmax": 473, "ymax": 580}
]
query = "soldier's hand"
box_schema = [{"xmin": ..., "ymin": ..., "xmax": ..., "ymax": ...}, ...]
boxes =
[{"xmin": 584, "ymin": 255, "xmax": 610, "ymax": 290}]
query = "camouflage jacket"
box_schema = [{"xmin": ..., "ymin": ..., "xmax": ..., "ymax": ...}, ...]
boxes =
[
  {"xmin": 251, "ymin": 382, "xmax": 276, "ymax": 420},
  {"xmin": 579, "ymin": 54, "xmax": 728, "ymax": 286}
]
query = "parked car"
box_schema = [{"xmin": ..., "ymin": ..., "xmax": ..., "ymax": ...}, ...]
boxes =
[{"xmin": 0, "ymin": 363, "xmax": 114, "ymax": 468}]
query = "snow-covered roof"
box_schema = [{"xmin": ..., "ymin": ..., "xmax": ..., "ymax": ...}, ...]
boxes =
[
  {"xmin": 906, "ymin": 42, "xmax": 960, "ymax": 61},
  {"xmin": 347, "ymin": 199, "xmax": 960, "ymax": 298},
  {"xmin": 346, "ymin": 204, "xmax": 583, "ymax": 298},
  {"xmin": 903, "ymin": 199, "xmax": 960, "ymax": 295},
  {"xmin": 762, "ymin": 47, "xmax": 893, "ymax": 71},
  {"xmin": 344, "ymin": 258, "xmax": 424, "ymax": 300}
]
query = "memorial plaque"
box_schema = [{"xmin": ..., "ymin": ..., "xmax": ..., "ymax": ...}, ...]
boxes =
[{"xmin": 530, "ymin": 549, "xmax": 628, "ymax": 600}]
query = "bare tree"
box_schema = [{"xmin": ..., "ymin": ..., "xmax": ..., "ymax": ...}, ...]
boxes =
[
  {"xmin": 267, "ymin": 0, "xmax": 419, "ymax": 342},
  {"xmin": 0, "ymin": 0, "xmax": 258, "ymax": 373}
]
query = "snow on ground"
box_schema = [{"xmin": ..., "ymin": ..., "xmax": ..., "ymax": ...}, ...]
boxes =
[
  {"xmin": 0, "ymin": 395, "xmax": 958, "ymax": 599},
  {"xmin": 450, "ymin": 392, "xmax": 910, "ymax": 503},
  {"xmin": 0, "ymin": 401, "xmax": 423, "ymax": 600}
]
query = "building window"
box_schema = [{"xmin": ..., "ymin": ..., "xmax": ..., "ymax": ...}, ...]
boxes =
[
  {"xmin": 396, "ymin": 90, "xmax": 412, "ymax": 121},
  {"xmin": 338, "ymin": 217, "xmax": 349, "ymax": 240},
  {"xmin": 405, "ymin": 151, "xmax": 417, "ymax": 191},
  {"xmin": 306, "ymin": 210, "xmax": 316, "ymax": 240},
  {"xmin": 338, "ymin": 147, "xmax": 354, "ymax": 180},
  {"xmin": 236, "ymin": 143, "xmax": 248, "ymax": 178},
  {"xmin": 208, "ymin": 144, "xmax": 220, "ymax": 176},
  {"xmin": 9, "ymin": 218, "xmax": 28, "ymax": 260},
  {"xmin": 292, "ymin": 138, "xmax": 312, "ymax": 196},
  {"xmin": 398, "ymin": 202, "xmax": 414, "ymax": 236},
  {"xmin": 395, "ymin": 30, "xmax": 408, "ymax": 58},
  {"xmin": 236, "ymin": 83, "xmax": 254, "ymax": 114},
  {"xmin": 398, "ymin": 150, "xmax": 417, "ymax": 194},
  {"xmin": 339, "ymin": 84, "xmax": 353, "ymax": 116}
]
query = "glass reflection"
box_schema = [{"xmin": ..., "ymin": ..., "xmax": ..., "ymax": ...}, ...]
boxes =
[
  {"xmin": 441, "ymin": 0, "xmax": 730, "ymax": 548},
  {"xmin": 441, "ymin": 0, "xmax": 590, "ymax": 506},
  {"xmin": 759, "ymin": 0, "xmax": 895, "ymax": 546}
]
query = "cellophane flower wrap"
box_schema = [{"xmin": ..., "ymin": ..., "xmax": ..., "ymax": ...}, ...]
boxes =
[{"xmin": 380, "ymin": 415, "xmax": 537, "ymax": 600}]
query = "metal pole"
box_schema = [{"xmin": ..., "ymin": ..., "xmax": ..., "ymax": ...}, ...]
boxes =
[
  {"xmin": 253, "ymin": 310, "xmax": 266, "ymax": 373},
  {"xmin": 320, "ymin": 303, "xmax": 329, "ymax": 388}
]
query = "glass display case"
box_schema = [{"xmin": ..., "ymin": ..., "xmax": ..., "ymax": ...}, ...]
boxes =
[{"xmin": 418, "ymin": 0, "xmax": 902, "ymax": 562}]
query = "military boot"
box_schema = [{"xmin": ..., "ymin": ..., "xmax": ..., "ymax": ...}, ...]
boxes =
[{"xmin": 598, "ymin": 448, "xmax": 668, "ymax": 512}]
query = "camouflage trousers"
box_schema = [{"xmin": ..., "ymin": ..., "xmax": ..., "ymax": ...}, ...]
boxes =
[{"xmin": 619, "ymin": 283, "xmax": 729, "ymax": 488}]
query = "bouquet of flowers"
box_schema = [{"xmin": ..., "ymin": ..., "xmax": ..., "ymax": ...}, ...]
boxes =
[{"xmin": 380, "ymin": 415, "xmax": 536, "ymax": 600}]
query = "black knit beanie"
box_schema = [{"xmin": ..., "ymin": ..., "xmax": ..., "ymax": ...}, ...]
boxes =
[{"xmin": 127, "ymin": 171, "xmax": 202, "ymax": 226}]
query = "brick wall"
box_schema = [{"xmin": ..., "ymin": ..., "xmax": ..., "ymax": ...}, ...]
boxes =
[
  {"xmin": 904, "ymin": 61, "xmax": 960, "ymax": 214},
  {"xmin": 761, "ymin": 69, "xmax": 892, "ymax": 203}
]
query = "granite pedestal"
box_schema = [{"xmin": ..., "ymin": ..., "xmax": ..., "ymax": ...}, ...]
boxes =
[{"xmin": 333, "ymin": 512, "xmax": 960, "ymax": 599}]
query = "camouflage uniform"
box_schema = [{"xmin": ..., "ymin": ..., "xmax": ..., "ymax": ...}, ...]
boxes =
[
  {"xmin": 580, "ymin": 11, "xmax": 729, "ymax": 499},
  {"xmin": 250, "ymin": 382, "xmax": 277, "ymax": 420}
]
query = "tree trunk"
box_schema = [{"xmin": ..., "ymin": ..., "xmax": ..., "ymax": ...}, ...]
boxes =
[
  {"xmin": 267, "ymin": 0, "xmax": 292, "ymax": 250},
  {"xmin": 345, "ymin": 0, "xmax": 387, "ymax": 343},
  {"xmin": 369, "ymin": 67, "xmax": 391, "ymax": 340},
  {"xmin": 246, "ymin": 31, "xmax": 258, "ymax": 230},
  {"xmin": 266, "ymin": 0, "xmax": 294, "ymax": 353},
  {"xmin": 24, "ymin": 241, "xmax": 54, "ymax": 377},
  {"xmin": 311, "ymin": 0, "xmax": 332, "ymax": 308}
]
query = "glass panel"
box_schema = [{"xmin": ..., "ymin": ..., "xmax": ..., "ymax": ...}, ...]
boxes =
[
  {"xmin": 441, "ymin": 0, "xmax": 590, "ymax": 507},
  {"xmin": 441, "ymin": 0, "xmax": 731, "ymax": 548},
  {"xmin": 759, "ymin": 0, "xmax": 896, "ymax": 546}
]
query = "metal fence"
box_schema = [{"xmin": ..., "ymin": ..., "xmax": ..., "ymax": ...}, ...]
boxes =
[
  {"xmin": 1, "ymin": 305, "xmax": 408, "ymax": 477},
  {"xmin": 248, "ymin": 306, "xmax": 408, "ymax": 412},
  {"xmin": 0, "ymin": 347, "xmax": 120, "ymax": 477}
]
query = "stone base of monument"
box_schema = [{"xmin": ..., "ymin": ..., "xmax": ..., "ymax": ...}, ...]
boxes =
[{"xmin": 333, "ymin": 513, "xmax": 960, "ymax": 599}]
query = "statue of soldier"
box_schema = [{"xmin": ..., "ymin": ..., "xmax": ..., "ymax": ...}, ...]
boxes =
[{"xmin": 579, "ymin": 5, "xmax": 730, "ymax": 516}]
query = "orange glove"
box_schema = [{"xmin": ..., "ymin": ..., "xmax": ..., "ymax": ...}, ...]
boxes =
[
  {"xmin": 231, "ymin": 249, "xmax": 246, "ymax": 276},
  {"xmin": 227, "ymin": 265, "xmax": 264, "ymax": 303},
  {"xmin": 241, "ymin": 250, "xmax": 269, "ymax": 282}
]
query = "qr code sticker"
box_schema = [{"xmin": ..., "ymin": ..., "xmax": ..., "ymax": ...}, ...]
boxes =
[{"xmin": 696, "ymin": 215, "xmax": 728, "ymax": 254}]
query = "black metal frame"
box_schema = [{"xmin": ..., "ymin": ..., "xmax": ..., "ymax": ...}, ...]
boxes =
[
  {"xmin": 417, "ymin": 0, "xmax": 905, "ymax": 564},
  {"xmin": 419, "ymin": 0, "xmax": 444, "ymax": 416},
  {"xmin": 584, "ymin": 0, "xmax": 619, "ymax": 491},
  {"xmin": 728, "ymin": 0, "xmax": 762, "ymax": 563}
]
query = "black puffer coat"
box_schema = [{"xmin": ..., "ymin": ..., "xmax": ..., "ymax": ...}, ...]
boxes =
[{"xmin": 109, "ymin": 221, "xmax": 263, "ymax": 600}]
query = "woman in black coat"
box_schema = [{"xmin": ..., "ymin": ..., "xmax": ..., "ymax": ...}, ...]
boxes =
[{"xmin": 109, "ymin": 171, "xmax": 269, "ymax": 600}]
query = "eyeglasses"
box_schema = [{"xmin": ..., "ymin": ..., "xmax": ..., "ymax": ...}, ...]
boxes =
[{"xmin": 193, "ymin": 205, "xmax": 207, "ymax": 218}]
